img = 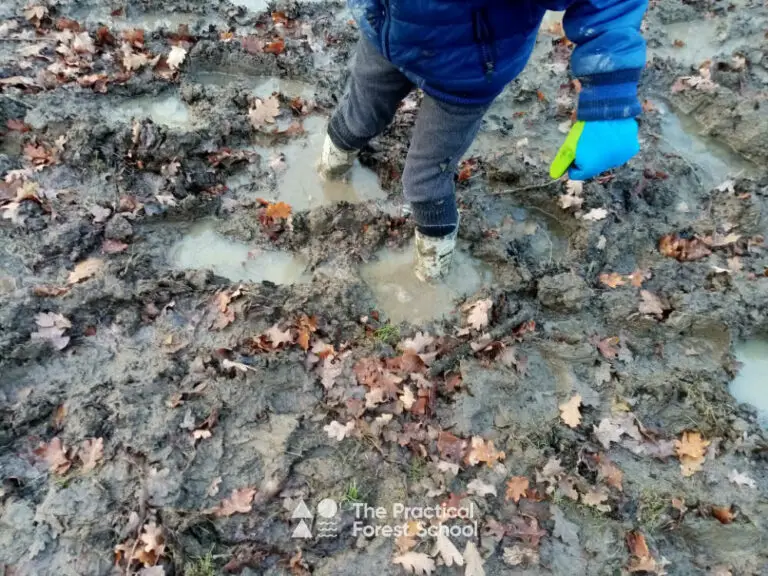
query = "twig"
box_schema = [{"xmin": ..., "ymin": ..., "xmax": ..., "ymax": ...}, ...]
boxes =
[
  {"xmin": 429, "ymin": 307, "xmax": 535, "ymax": 377},
  {"xmin": 490, "ymin": 180, "xmax": 560, "ymax": 195}
]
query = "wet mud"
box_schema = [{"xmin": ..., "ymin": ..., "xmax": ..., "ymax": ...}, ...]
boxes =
[{"xmin": 1, "ymin": 0, "xmax": 768, "ymax": 574}]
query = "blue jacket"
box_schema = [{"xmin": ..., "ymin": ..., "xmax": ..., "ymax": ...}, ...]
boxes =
[{"xmin": 348, "ymin": 0, "xmax": 648, "ymax": 121}]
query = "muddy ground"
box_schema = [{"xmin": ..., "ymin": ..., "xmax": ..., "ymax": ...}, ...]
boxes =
[{"xmin": 1, "ymin": 0, "xmax": 768, "ymax": 574}]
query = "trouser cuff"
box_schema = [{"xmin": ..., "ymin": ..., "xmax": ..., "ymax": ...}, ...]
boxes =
[
  {"xmin": 328, "ymin": 112, "xmax": 367, "ymax": 152},
  {"xmin": 411, "ymin": 197, "xmax": 459, "ymax": 238}
]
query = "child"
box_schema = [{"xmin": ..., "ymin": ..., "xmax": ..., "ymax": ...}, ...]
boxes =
[{"xmin": 319, "ymin": 0, "xmax": 647, "ymax": 280}]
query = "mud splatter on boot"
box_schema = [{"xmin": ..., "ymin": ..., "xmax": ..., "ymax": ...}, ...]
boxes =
[
  {"xmin": 414, "ymin": 228, "xmax": 457, "ymax": 281},
  {"xmin": 318, "ymin": 133, "xmax": 358, "ymax": 180}
]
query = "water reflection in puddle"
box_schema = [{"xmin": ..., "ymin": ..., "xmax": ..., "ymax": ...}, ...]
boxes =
[
  {"xmin": 113, "ymin": 93, "xmax": 192, "ymax": 129},
  {"xmin": 191, "ymin": 70, "xmax": 316, "ymax": 100},
  {"xmin": 228, "ymin": 116, "xmax": 386, "ymax": 210},
  {"xmin": 360, "ymin": 243, "xmax": 493, "ymax": 324},
  {"xmin": 655, "ymin": 100, "xmax": 757, "ymax": 186},
  {"xmin": 730, "ymin": 340, "xmax": 768, "ymax": 428},
  {"xmin": 169, "ymin": 223, "xmax": 308, "ymax": 284}
]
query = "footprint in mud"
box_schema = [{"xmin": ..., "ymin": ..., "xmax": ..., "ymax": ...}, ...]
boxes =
[
  {"xmin": 229, "ymin": 116, "xmax": 387, "ymax": 211},
  {"xmin": 360, "ymin": 243, "xmax": 493, "ymax": 324},
  {"xmin": 169, "ymin": 221, "xmax": 309, "ymax": 284},
  {"xmin": 730, "ymin": 340, "xmax": 768, "ymax": 428},
  {"xmin": 113, "ymin": 93, "xmax": 192, "ymax": 130}
]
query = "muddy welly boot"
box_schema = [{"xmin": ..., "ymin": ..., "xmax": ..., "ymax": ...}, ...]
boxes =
[
  {"xmin": 414, "ymin": 228, "xmax": 457, "ymax": 281},
  {"xmin": 318, "ymin": 133, "xmax": 358, "ymax": 179}
]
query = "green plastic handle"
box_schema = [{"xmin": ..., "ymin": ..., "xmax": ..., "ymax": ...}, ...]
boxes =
[{"xmin": 549, "ymin": 120, "xmax": 585, "ymax": 179}]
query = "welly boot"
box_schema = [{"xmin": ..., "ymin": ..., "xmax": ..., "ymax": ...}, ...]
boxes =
[
  {"xmin": 414, "ymin": 227, "xmax": 457, "ymax": 281},
  {"xmin": 318, "ymin": 133, "xmax": 358, "ymax": 179}
]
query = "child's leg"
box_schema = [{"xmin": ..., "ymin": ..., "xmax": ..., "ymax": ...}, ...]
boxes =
[
  {"xmin": 403, "ymin": 96, "xmax": 489, "ymax": 238},
  {"xmin": 327, "ymin": 37, "xmax": 414, "ymax": 152}
]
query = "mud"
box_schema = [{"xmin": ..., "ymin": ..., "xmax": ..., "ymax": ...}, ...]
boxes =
[{"xmin": 1, "ymin": 0, "xmax": 768, "ymax": 574}]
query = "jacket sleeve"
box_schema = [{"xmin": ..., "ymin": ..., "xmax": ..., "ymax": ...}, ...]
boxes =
[{"xmin": 563, "ymin": 0, "xmax": 648, "ymax": 121}]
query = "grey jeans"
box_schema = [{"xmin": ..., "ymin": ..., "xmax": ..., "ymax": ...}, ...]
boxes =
[{"xmin": 328, "ymin": 38, "xmax": 489, "ymax": 237}]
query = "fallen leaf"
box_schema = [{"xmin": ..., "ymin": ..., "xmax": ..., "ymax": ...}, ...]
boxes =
[
  {"xmin": 139, "ymin": 522, "xmax": 165, "ymax": 561},
  {"xmin": 581, "ymin": 208, "xmax": 608, "ymax": 221},
  {"xmin": 437, "ymin": 430, "xmax": 467, "ymax": 462},
  {"xmin": 24, "ymin": 5, "xmax": 48, "ymax": 23},
  {"xmin": 711, "ymin": 505, "xmax": 735, "ymax": 525},
  {"xmin": 464, "ymin": 298, "xmax": 492, "ymax": 331},
  {"xmin": 465, "ymin": 436, "xmax": 505, "ymax": 467},
  {"xmin": 467, "ymin": 478, "xmax": 497, "ymax": 498},
  {"xmin": 582, "ymin": 488, "xmax": 611, "ymax": 512},
  {"xmin": 463, "ymin": 541, "xmax": 485, "ymax": 576},
  {"xmin": 599, "ymin": 272, "xmax": 625, "ymax": 288},
  {"xmin": 263, "ymin": 323, "xmax": 294, "ymax": 348},
  {"xmin": 263, "ymin": 37, "xmax": 285, "ymax": 54},
  {"xmin": 401, "ymin": 331, "xmax": 435, "ymax": 354},
  {"xmin": 31, "ymin": 312, "xmax": 71, "ymax": 350},
  {"xmin": 210, "ymin": 487, "xmax": 257, "ymax": 517},
  {"xmin": 324, "ymin": 420, "xmax": 354, "ymax": 441},
  {"xmin": 399, "ymin": 385, "xmax": 416, "ymax": 410},
  {"xmin": 675, "ymin": 431, "xmax": 710, "ymax": 477},
  {"xmin": 597, "ymin": 457, "xmax": 623, "ymax": 491},
  {"xmin": 34, "ymin": 437, "xmax": 72, "ymax": 475},
  {"xmin": 638, "ymin": 290, "xmax": 665, "ymax": 318},
  {"xmin": 207, "ymin": 476, "xmax": 222, "ymax": 497},
  {"xmin": 78, "ymin": 437, "xmax": 104, "ymax": 472},
  {"xmin": 627, "ymin": 269, "xmax": 650, "ymax": 287},
  {"xmin": 32, "ymin": 284, "xmax": 70, "ymax": 297},
  {"xmin": 727, "ymin": 469, "xmax": 756, "ymax": 488},
  {"xmin": 248, "ymin": 96, "xmax": 280, "ymax": 128},
  {"xmin": 594, "ymin": 418, "xmax": 623, "ymax": 449},
  {"xmin": 392, "ymin": 552, "xmax": 435, "ymax": 575},
  {"xmin": 67, "ymin": 258, "xmax": 104, "ymax": 285},
  {"xmin": 659, "ymin": 234, "xmax": 712, "ymax": 261},
  {"xmin": 166, "ymin": 45, "xmax": 187, "ymax": 70},
  {"xmin": 434, "ymin": 530, "xmax": 463, "ymax": 567},
  {"xmin": 505, "ymin": 476, "xmax": 529, "ymax": 503},
  {"xmin": 559, "ymin": 395, "xmax": 582, "ymax": 428},
  {"xmin": 265, "ymin": 201, "xmax": 291, "ymax": 219}
]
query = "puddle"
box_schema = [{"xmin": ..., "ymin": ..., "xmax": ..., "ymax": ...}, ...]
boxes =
[
  {"xmin": 67, "ymin": 9, "xmax": 224, "ymax": 30},
  {"xmin": 655, "ymin": 100, "xmax": 757, "ymax": 186},
  {"xmin": 228, "ymin": 116, "xmax": 386, "ymax": 210},
  {"xmin": 730, "ymin": 340, "xmax": 768, "ymax": 428},
  {"xmin": 113, "ymin": 93, "xmax": 192, "ymax": 130},
  {"xmin": 360, "ymin": 243, "xmax": 493, "ymax": 324},
  {"xmin": 169, "ymin": 223, "xmax": 308, "ymax": 284},
  {"xmin": 191, "ymin": 70, "xmax": 315, "ymax": 99}
]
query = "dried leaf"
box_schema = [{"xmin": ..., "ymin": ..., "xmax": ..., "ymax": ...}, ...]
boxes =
[
  {"xmin": 263, "ymin": 37, "xmax": 285, "ymax": 54},
  {"xmin": 582, "ymin": 488, "xmax": 611, "ymax": 512},
  {"xmin": 594, "ymin": 418, "xmax": 623, "ymax": 449},
  {"xmin": 166, "ymin": 45, "xmax": 187, "ymax": 70},
  {"xmin": 34, "ymin": 437, "xmax": 72, "ymax": 475},
  {"xmin": 467, "ymin": 478, "xmax": 497, "ymax": 498},
  {"xmin": 599, "ymin": 272, "xmax": 625, "ymax": 288},
  {"xmin": 559, "ymin": 394, "xmax": 582, "ymax": 428},
  {"xmin": 78, "ymin": 437, "xmax": 104, "ymax": 472},
  {"xmin": 324, "ymin": 420, "xmax": 354, "ymax": 441},
  {"xmin": 265, "ymin": 201, "xmax": 291, "ymax": 219},
  {"xmin": 464, "ymin": 298, "xmax": 492, "ymax": 331},
  {"xmin": 139, "ymin": 522, "xmax": 165, "ymax": 560},
  {"xmin": 67, "ymin": 258, "xmax": 104, "ymax": 285},
  {"xmin": 392, "ymin": 552, "xmax": 435, "ymax": 575},
  {"xmin": 434, "ymin": 530, "xmax": 463, "ymax": 567},
  {"xmin": 505, "ymin": 476, "xmax": 529, "ymax": 503},
  {"xmin": 675, "ymin": 431, "xmax": 710, "ymax": 477},
  {"xmin": 210, "ymin": 487, "xmax": 257, "ymax": 517},
  {"xmin": 711, "ymin": 505, "xmax": 735, "ymax": 524},
  {"xmin": 597, "ymin": 457, "xmax": 623, "ymax": 491},
  {"xmin": 659, "ymin": 234, "xmax": 712, "ymax": 262},
  {"xmin": 465, "ymin": 436, "xmax": 505, "ymax": 467},
  {"xmin": 248, "ymin": 96, "xmax": 280, "ymax": 128},
  {"xmin": 581, "ymin": 208, "xmax": 608, "ymax": 221},
  {"xmin": 463, "ymin": 541, "xmax": 485, "ymax": 576},
  {"xmin": 638, "ymin": 290, "xmax": 665, "ymax": 317},
  {"xmin": 263, "ymin": 323, "xmax": 294, "ymax": 348}
]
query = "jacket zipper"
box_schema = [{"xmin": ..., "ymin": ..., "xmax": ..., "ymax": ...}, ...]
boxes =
[
  {"xmin": 381, "ymin": 0, "xmax": 391, "ymax": 60},
  {"xmin": 474, "ymin": 8, "xmax": 495, "ymax": 79}
]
